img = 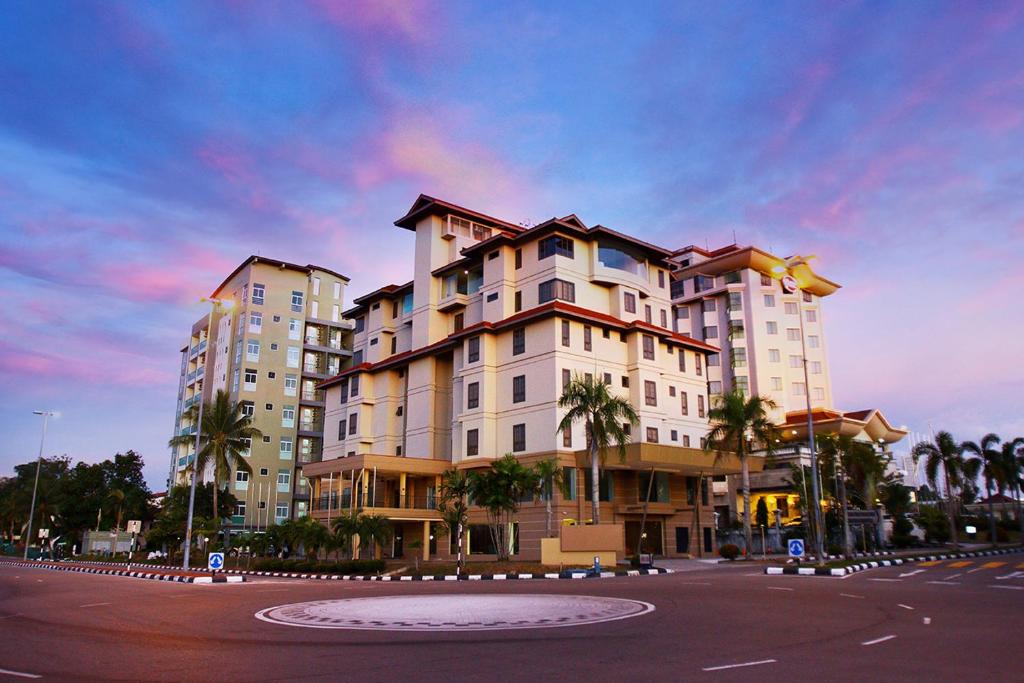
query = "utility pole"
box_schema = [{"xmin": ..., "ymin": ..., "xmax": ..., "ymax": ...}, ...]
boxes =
[{"xmin": 24, "ymin": 410, "xmax": 54, "ymax": 561}]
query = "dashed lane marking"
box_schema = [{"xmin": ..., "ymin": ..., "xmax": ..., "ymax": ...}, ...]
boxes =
[
  {"xmin": 943, "ymin": 573, "xmax": 963, "ymax": 580},
  {"xmin": 766, "ymin": 587, "xmax": 794, "ymax": 591},
  {"xmin": 899, "ymin": 569, "xmax": 925, "ymax": 578},
  {"xmin": 917, "ymin": 560, "xmax": 943, "ymax": 567},
  {"xmin": 967, "ymin": 561, "xmax": 1006, "ymax": 573},
  {"xmin": 989, "ymin": 585, "xmax": 1024, "ymax": 591},
  {"xmin": 927, "ymin": 581, "xmax": 960, "ymax": 586},
  {"xmin": 948, "ymin": 561, "xmax": 973, "ymax": 568},
  {"xmin": 79, "ymin": 602, "xmax": 111, "ymax": 608},
  {"xmin": 862, "ymin": 635, "xmax": 897, "ymax": 646},
  {"xmin": 702, "ymin": 659, "xmax": 777, "ymax": 672},
  {"xmin": 898, "ymin": 604, "xmax": 915, "ymax": 610},
  {"xmin": 869, "ymin": 578, "xmax": 902, "ymax": 582},
  {"xmin": 840, "ymin": 593, "xmax": 864, "ymax": 599},
  {"xmin": 995, "ymin": 571, "xmax": 1024, "ymax": 580},
  {"xmin": 0, "ymin": 667, "xmax": 41, "ymax": 679}
]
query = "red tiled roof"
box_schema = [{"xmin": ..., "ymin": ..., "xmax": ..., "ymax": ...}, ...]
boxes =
[{"xmin": 394, "ymin": 194, "xmax": 524, "ymax": 233}]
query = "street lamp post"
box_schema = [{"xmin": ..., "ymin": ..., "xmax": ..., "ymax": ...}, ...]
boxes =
[
  {"xmin": 182, "ymin": 297, "xmax": 231, "ymax": 570},
  {"xmin": 24, "ymin": 410, "xmax": 55, "ymax": 560}
]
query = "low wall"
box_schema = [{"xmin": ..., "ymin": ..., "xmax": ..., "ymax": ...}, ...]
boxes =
[
  {"xmin": 540, "ymin": 539, "xmax": 617, "ymax": 567},
  {"xmin": 559, "ymin": 523, "xmax": 625, "ymax": 553}
]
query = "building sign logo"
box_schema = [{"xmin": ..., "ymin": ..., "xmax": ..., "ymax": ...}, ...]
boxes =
[{"xmin": 781, "ymin": 274, "xmax": 799, "ymax": 293}]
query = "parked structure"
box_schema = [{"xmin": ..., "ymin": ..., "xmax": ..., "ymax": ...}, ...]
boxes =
[
  {"xmin": 305, "ymin": 195, "xmax": 753, "ymax": 562},
  {"xmin": 169, "ymin": 256, "xmax": 352, "ymax": 532}
]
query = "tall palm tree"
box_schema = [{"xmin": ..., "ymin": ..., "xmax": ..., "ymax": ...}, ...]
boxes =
[
  {"xmin": 298, "ymin": 516, "xmax": 330, "ymax": 560},
  {"xmin": 168, "ymin": 389, "xmax": 262, "ymax": 546},
  {"xmin": 963, "ymin": 433, "xmax": 1002, "ymax": 545},
  {"xmin": 817, "ymin": 434, "xmax": 876, "ymax": 558},
  {"xmin": 532, "ymin": 459, "xmax": 565, "ymax": 538},
  {"xmin": 1000, "ymin": 438, "xmax": 1024, "ymax": 534},
  {"xmin": 331, "ymin": 512, "xmax": 361, "ymax": 559},
  {"xmin": 913, "ymin": 431, "xmax": 966, "ymax": 550},
  {"xmin": 469, "ymin": 454, "xmax": 537, "ymax": 560},
  {"xmin": 437, "ymin": 469, "xmax": 471, "ymax": 574},
  {"xmin": 557, "ymin": 374, "xmax": 639, "ymax": 525},
  {"xmin": 357, "ymin": 514, "xmax": 393, "ymax": 559},
  {"xmin": 704, "ymin": 390, "xmax": 779, "ymax": 555},
  {"xmin": 107, "ymin": 488, "xmax": 125, "ymax": 532}
]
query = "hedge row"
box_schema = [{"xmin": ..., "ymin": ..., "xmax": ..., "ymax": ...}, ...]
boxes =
[{"xmin": 250, "ymin": 558, "xmax": 385, "ymax": 574}]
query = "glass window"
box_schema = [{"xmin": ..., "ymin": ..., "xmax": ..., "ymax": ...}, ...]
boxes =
[
  {"xmin": 333, "ymin": 281, "xmax": 342, "ymax": 299},
  {"xmin": 723, "ymin": 271, "xmax": 741, "ymax": 284},
  {"xmin": 467, "ymin": 429, "xmax": 479, "ymax": 456},
  {"xmin": 562, "ymin": 467, "xmax": 577, "ymax": 500},
  {"xmin": 638, "ymin": 471, "xmax": 670, "ymax": 503},
  {"xmin": 697, "ymin": 395, "xmax": 705, "ymax": 418},
  {"xmin": 563, "ymin": 424, "xmax": 572, "ymax": 448},
  {"xmin": 643, "ymin": 335, "xmax": 655, "ymax": 360},
  {"xmin": 597, "ymin": 243, "xmax": 646, "ymax": 278},
  {"xmin": 281, "ymin": 405, "xmax": 295, "ymax": 428},
  {"xmin": 728, "ymin": 320, "xmax": 744, "ymax": 339},
  {"xmin": 681, "ymin": 392, "xmax": 689, "ymax": 415},
  {"xmin": 735, "ymin": 376, "xmax": 749, "ymax": 395},
  {"xmin": 583, "ymin": 325, "xmax": 592, "ymax": 351},
  {"xmin": 678, "ymin": 349, "xmax": 686, "ymax": 372},
  {"xmin": 246, "ymin": 339, "xmax": 260, "ymax": 362},
  {"xmin": 251, "ymin": 283, "xmax": 265, "ymax": 305},
  {"xmin": 808, "ymin": 335, "xmax": 820, "ymax": 349},
  {"xmin": 623, "ymin": 292, "xmax": 637, "ymax": 313},
  {"xmin": 646, "ymin": 427, "xmax": 659, "ymax": 443},
  {"xmin": 349, "ymin": 375, "xmax": 359, "ymax": 396},
  {"xmin": 766, "ymin": 321, "xmax": 778, "ymax": 335},
  {"xmin": 703, "ymin": 326, "xmax": 718, "ymax": 340},
  {"xmin": 709, "ymin": 380, "xmax": 722, "ymax": 394},
  {"xmin": 793, "ymin": 382, "xmax": 807, "ymax": 396},
  {"xmin": 787, "ymin": 328, "xmax": 801, "ymax": 341},
  {"xmin": 730, "ymin": 347, "xmax": 747, "ymax": 368},
  {"xmin": 512, "ymin": 327, "xmax": 525, "ymax": 355},
  {"xmin": 660, "ymin": 309, "xmax": 668, "ymax": 328},
  {"xmin": 513, "ymin": 375, "xmax": 526, "ymax": 403},
  {"xmin": 707, "ymin": 353, "xmax": 720, "ymax": 367},
  {"xmin": 467, "ymin": 336, "xmax": 480, "ymax": 363},
  {"xmin": 291, "ymin": 291, "xmax": 304, "ymax": 312},
  {"xmin": 772, "ymin": 376, "xmax": 783, "ymax": 391},
  {"xmin": 702, "ymin": 299, "xmax": 717, "ymax": 313},
  {"xmin": 790, "ymin": 354, "xmax": 803, "ymax": 368},
  {"xmin": 232, "ymin": 368, "xmax": 240, "ymax": 392},
  {"xmin": 694, "ymin": 275, "xmax": 715, "ymax": 292},
  {"xmin": 279, "ymin": 437, "xmax": 293, "ymax": 459},
  {"xmin": 814, "ymin": 387, "xmax": 825, "ymax": 400},
  {"xmin": 694, "ymin": 354, "xmax": 702, "ymax": 376},
  {"xmin": 284, "ymin": 373, "xmax": 298, "ymax": 396},
  {"xmin": 244, "ymin": 368, "xmax": 257, "ymax": 390},
  {"xmin": 764, "ymin": 294, "xmax": 775, "ymax": 307},
  {"xmin": 467, "ymin": 382, "xmax": 479, "ymax": 409},
  {"xmin": 287, "ymin": 346, "xmax": 300, "ymax": 368},
  {"xmin": 785, "ymin": 302, "xmax": 798, "ymax": 315},
  {"xmin": 645, "ymin": 304, "xmax": 652, "ymax": 323},
  {"xmin": 515, "ymin": 248, "xmax": 522, "ymax": 269},
  {"xmin": 348, "ymin": 412, "xmax": 358, "ymax": 435},
  {"xmin": 561, "ymin": 320, "xmax": 570, "ymax": 347},
  {"xmin": 728, "ymin": 292, "xmax": 743, "ymax": 311},
  {"xmin": 354, "ymin": 316, "xmax": 365, "ymax": 333},
  {"xmin": 806, "ymin": 309, "xmax": 817, "ymax": 323},
  {"xmin": 583, "ymin": 469, "xmax": 614, "ymax": 501},
  {"xmin": 769, "ymin": 348, "xmax": 781, "ymax": 362},
  {"xmin": 761, "ymin": 274, "xmax": 773, "ymax": 286},
  {"xmin": 658, "ymin": 270, "xmax": 665, "ymax": 288},
  {"xmin": 538, "ymin": 235, "xmax": 574, "ymax": 259},
  {"xmin": 512, "ymin": 423, "xmax": 526, "ymax": 452},
  {"xmin": 514, "ymin": 290, "xmax": 522, "ymax": 312},
  {"xmin": 241, "ymin": 401, "xmax": 254, "ymax": 417},
  {"xmin": 562, "ymin": 368, "xmax": 571, "ymax": 390},
  {"xmin": 644, "ymin": 380, "xmax": 657, "ymax": 406},
  {"xmin": 248, "ymin": 312, "xmax": 262, "ymax": 333},
  {"xmin": 539, "ymin": 278, "xmax": 575, "ymax": 303},
  {"xmin": 288, "ymin": 318, "xmax": 301, "ymax": 340},
  {"xmin": 811, "ymin": 361, "xmax": 823, "ymax": 374},
  {"xmin": 803, "ymin": 291, "xmax": 813, "ymax": 303}
]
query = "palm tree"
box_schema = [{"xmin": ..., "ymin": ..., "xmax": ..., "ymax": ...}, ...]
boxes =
[
  {"xmin": 298, "ymin": 516, "xmax": 331, "ymax": 560},
  {"xmin": 107, "ymin": 488, "xmax": 125, "ymax": 532},
  {"xmin": 331, "ymin": 512, "xmax": 361, "ymax": 559},
  {"xmin": 469, "ymin": 454, "xmax": 536, "ymax": 561},
  {"xmin": 167, "ymin": 389, "xmax": 262, "ymax": 546},
  {"xmin": 557, "ymin": 374, "xmax": 639, "ymax": 525},
  {"xmin": 532, "ymin": 459, "xmax": 565, "ymax": 538},
  {"xmin": 437, "ymin": 469, "xmax": 471, "ymax": 574},
  {"xmin": 704, "ymin": 389, "xmax": 779, "ymax": 556},
  {"xmin": 963, "ymin": 434, "xmax": 1003, "ymax": 546},
  {"xmin": 1000, "ymin": 438, "xmax": 1024, "ymax": 534},
  {"xmin": 357, "ymin": 514, "xmax": 393, "ymax": 559},
  {"xmin": 913, "ymin": 431, "xmax": 966, "ymax": 550}
]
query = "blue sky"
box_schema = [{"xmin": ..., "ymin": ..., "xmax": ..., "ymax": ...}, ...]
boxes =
[{"xmin": 1, "ymin": 1, "xmax": 1022, "ymax": 488}]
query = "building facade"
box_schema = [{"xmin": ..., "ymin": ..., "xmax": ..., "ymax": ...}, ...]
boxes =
[
  {"xmin": 304, "ymin": 195, "xmax": 755, "ymax": 562},
  {"xmin": 169, "ymin": 256, "xmax": 352, "ymax": 531}
]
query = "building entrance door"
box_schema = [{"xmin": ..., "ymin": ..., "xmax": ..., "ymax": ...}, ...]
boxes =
[
  {"xmin": 625, "ymin": 520, "xmax": 663, "ymax": 555},
  {"xmin": 393, "ymin": 532, "xmax": 403, "ymax": 559},
  {"xmin": 675, "ymin": 526, "xmax": 690, "ymax": 554}
]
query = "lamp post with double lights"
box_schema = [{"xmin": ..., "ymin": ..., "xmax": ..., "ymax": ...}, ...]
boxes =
[
  {"xmin": 773, "ymin": 256, "xmax": 826, "ymax": 565},
  {"xmin": 24, "ymin": 410, "xmax": 56, "ymax": 560},
  {"xmin": 182, "ymin": 296, "xmax": 233, "ymax": 570}
]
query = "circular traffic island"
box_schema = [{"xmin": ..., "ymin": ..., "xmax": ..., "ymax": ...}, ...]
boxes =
[{"xmin": 256, "ymin": 594, "xmax": 654, "ymax": 632}]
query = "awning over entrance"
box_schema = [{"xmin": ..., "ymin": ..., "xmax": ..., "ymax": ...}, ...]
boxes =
[{"xmin": 572, "ymin": 443, "xmax": 758, "ymax": 476}]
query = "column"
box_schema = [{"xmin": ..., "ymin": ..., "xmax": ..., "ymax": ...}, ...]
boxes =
[{"xmin": 423, "ymin": 520, "xmax": 431, "ymax": 562}]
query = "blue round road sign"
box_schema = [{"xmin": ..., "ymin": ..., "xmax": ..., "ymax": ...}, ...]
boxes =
[
  {"xmin": 208, "ymin": 552, "xmax": 225, "ymax": 570},
  {"xmin": 788, "ymin": 539, "xmax": 805, "ymax": 558}
]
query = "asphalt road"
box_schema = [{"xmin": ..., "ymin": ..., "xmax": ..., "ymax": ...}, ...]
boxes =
[{"xmin": 0, "ymin": 554, "xmax": 1021, "ymax": 682}]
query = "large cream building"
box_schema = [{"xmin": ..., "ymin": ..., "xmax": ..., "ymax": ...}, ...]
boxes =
[
  {"xmin": 304, "ymin": 195, "xmax": 752, "ymax": 562},
  {"xmin": 169, "ymin": 256, "xmax": 352, "ymax": 531}
]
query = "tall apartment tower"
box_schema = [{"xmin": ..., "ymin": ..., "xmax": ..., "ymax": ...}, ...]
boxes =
[
  {"xmin": 169, "ymin": 256, "xmax": 352, "ymax": 531},
  {"xmin": 667, "ymin": 245, "xmax": 840, "ymax": 423},
  {"xmin": 303, "ymin": 195, "xmax": 752, "ymax": 562}
]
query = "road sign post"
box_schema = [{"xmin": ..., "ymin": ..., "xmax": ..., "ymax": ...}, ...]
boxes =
[
  {"xmin": 208, "ymin": 552, "xmax": 225, "ymax": 574},
  {"xmin": 788, "ymin": 539, "xmax": 805, "ymax": 562}
]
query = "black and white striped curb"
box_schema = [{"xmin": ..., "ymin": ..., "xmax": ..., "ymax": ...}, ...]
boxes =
[
  {"xmin": 765, "ymin": 547, "xmax": 1023, "ymax": 577},
  {"xmin": 789, "ymin": 551, "xmax": 896, "ymax": 564},
  {"xmin": 0, "ymin": 560, "xmax": 244, "ymax": 584},
  {"xmin": 64, "ymin": 559, "xmax": 671, "ymax": 581}
]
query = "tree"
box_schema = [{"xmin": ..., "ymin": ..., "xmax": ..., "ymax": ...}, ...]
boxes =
[
  {"xmin": 167, "ymin": 390, "xmax": 262, "ymax": 546},
  {"xmin": 880, "ymin": 482, "xmax": 914, "ymax": 547},
  {"xmin": 331, "ymin": 512, "xmax": 361, "ymax": 559},
  {"xmin": 469, "ymin": 454, "xmax": 536, "ymax": 561},
  {"xmin": 557, "ymin": 374, "xmax": 639, "ymax": 525},
  {"xmin": 817, "ymin": 434, "xmax": 878, "ymax": 558},
  {"xmin": 913, "ymin": 431, "xmax": 966, "ymax": 550},
  {"xmin": 298, "ymin": 516, "xmax": 331, "ymax": 560},
  {"xmin": 755, "ymin": 497, "xmax": 769, "ymax": 530},
  {"xmin": 962, "ymin": 433, "xmax": 1003, "ymax": 546},
  {"xmin": 705, "ymin": 389, "xmax": 779, "ymax": 556},
  {"xmin": 436, "ymin": 469, "xmax": 471, "ymax": 574},
  {"xmin": 357, "ymin": 514, "xmax": 393, "ymax": 559},
  {"xmin": 146, "ymin": 484, "xmax": 236, "ymax": 562},
  {"xmin": 999, "ymin": 438, "xmax": 1024, "ymax": 534},
  {"xmin": 532, "ymin": 459, "xmax": 565, "ymax": 538},
  {"xmin": 107, "ymin": 489, "xmax": 126, "ymax": 532}
]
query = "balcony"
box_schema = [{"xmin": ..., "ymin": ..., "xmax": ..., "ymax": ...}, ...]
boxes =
[
  {"xmin": 297, "ymin": 420, "xmax": 324, "ymax": 437},
  {"xmin": 312, "ymin": 492, "xmax": 439, "ymax": 514},
  {"xmin": 301, "ymin": 363, "xmax": 329, "ymax": 380},
  {"xmin": 297, "ymin": 449, "xmax": 323, "ymax": 465},
  {"xmin": 299, "ymin": 389, "xmax": 326, "ymax": 407}
]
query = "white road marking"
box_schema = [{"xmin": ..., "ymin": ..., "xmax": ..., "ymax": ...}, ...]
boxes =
[
  {"xmin": 898, "ymin": 569, "xmax": 925, "ymax": 578},
  {"xmin": 702, "ymin": 659, "xmax": 777, "ymax": 672},
  {"xmin": 862, "ymin": 635, "xmax": 897, "ymax": 646},
  {"xmin": 995, "ymin": 571, "xmax": 1024, "ymax": 580},
  {"xmin": 944, "ymin": 573, "xmax": 962, "ymax": 580},
  {"xmin": 766, "ymin": 586, "xmax": 794, "ymax": 591},
  {"xmin": 79, "ymin": 602, "xmax": 112, "ymax": 608},
  {"xmin": 677, "ymin": 581, "xmax": 712, "ymax": 586},
  {"xmin": 927, "ymin": 581, "xmax": 960, "ymax": 586},
  {"xmin": 989, "ymin": 585, "xmax": 1024, "ymax": 591},
  {"xmin": 923, "ymin": 617, "xmax": 931, "ymax": 625},
  {"xmin": 840, "ymin": 593, "xmax": 864, "ymax": 599},
  {"xmin": 869, "ymin": 578, "xmax": 902, "ymax": 583},
  {"xmin": 898, "ymin": 604, "xmax": 915, "ymax": 610},
  {"xmin": 0, "ymin": 667, "xmax": 41, "ymax": 679}
]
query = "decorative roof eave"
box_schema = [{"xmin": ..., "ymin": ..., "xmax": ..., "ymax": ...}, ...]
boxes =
[
  {"xmin": 673, "ymin": 246, "xmax": 841, "ymax": 297},
  {"xmin": 344, "ymin": 281, "xmax": 415, "ymax": 317},
  {"xmin": 393, "ymin": 194, "xmax": 523, "ymax": 233},
  {"xmin": 780, "ymin": 408, "xmax": 908, "ymax": 444},
  {"xmin": 210, "ymin": 255, "xmax": 350, "ymax": 298}
]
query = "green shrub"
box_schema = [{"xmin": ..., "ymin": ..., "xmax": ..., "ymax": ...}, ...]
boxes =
[
  {"xmin": 914, "ymin": 506, "xmax": 950, "ymax": 543},
  {"xmin": 718, "ymin": 543, "xmax": 740, "ymax": 561}
]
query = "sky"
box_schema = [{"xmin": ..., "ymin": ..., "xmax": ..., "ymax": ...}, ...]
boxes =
[{"xmin": 1, "ymin": 1, "xmax": 1022, "ymax": 490}]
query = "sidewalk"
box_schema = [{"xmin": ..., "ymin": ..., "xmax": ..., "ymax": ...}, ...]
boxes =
[{"xmin": 0, "ymin": 559, "xmax": 245, "ymax": 584}]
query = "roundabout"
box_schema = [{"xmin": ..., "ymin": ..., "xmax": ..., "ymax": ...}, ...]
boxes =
[{"xmin": 254, "ymin": 594, "xmax": 656, "ymax": 631}]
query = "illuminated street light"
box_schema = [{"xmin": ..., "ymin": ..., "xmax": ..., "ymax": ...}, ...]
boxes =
[{"xmin": 24, "ymin": 410, "xmax": 56, "ymax": 560}]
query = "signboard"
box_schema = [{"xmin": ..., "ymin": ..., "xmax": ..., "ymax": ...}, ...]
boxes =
[
  {"xmin": 38, "ymin": 528, "xmax": 49, "ymax": 539},
  {"xmin": 847, "ymin": 510, "xmax": 880, "ymax": 524},
  {"xmin": 126, "ymin": 520, "xmax": 142, "ymax": 534},
  {"xmin": 781, "ymin": 274, "xmax": 799, "ymax": 294},
  {"xmin": 788, "ymin": 539, "xmax": 805, "ymax": 558},
  {"xmin": 207, "ymin": 552, "xmax": 225, "ymax": 571}
]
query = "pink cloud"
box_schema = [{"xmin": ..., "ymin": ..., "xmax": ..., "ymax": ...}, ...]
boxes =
[{"xmin": 307, "ymin": 0, "xmax": 440, "ymax": 46}]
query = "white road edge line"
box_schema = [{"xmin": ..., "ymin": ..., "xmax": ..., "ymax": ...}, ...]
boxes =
[
  {"xmin": 766, "ymin": 587, "xmax": 794, "ymax": 591},
  {"xmin": 989, "ymin": 585, "xmax": 1024, "ymax": 591},
  {"xmin": 0, "ymin": 667, "xmax": 42, "ymax": 679},
  {"xmin": 927, "ymin": 581, "xmax": 960, "ymax": 586},
  {"xmin": 868, "ymin": 578, "xmax": 902, "ymax": 582},
  {"xmin": 840, "ymin": 593, "xmax": 864, "ymax": 599},
  {"xmin": 898, "ymin": 604, "xmax": 915, "ymax": 610},
  {"xmin": 862, "ymin": 635, "xmax": 897, "ymax": 646},
  {"xmin": 79, "ymin": 602, "xmax": 112, "ymax": 608},
  {"xmin": 702, "ymin": 659, "xmax": 777, "ymax": 672}
]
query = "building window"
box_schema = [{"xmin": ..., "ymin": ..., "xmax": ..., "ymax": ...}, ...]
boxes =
[
  {"xmin": 236, "ymin": 470, "xmax": 249, "ymax": 485},
  {"xmin": 286, "ymin": 318, "xmax": 300, "ymax": 341},
  {"xmin": 683, "ymin": 435, "xmax": 691, "ymax": 447},
  {"xmin": 697, "ymin": 395, "xmax": 706, "ymax": 418},
  {"xmin": 246, "ymin": 339, "xmax": 260, "ymax": 362},
  {"xmin": 352, "ymin": 350, "xmax": 363, "ymax": 365},
  {"xmin": 761, "ymin": 273, "xmax": 772, "ymax": 286},
  {"xmin": 811, "ymin": 361, "xmax": 822, "ymax": 374},
  {"xmin": 644, "ymin": 304, "xmax": 652, "ymax": 324},
  {"xmin": 513, "ymin": 327, "xmax": 525, "ymax": 355},
  {"xmin": 785, "ymin": 302, "xmax": 798, "ymax": 315},
  {"xmin": 249, "ymin": 312, "xmax": 262, "ymax": 334},
  {"xmin": 538, "ymin": 235, "xmax": 574, "ymax": 259},
  {"xmin": 467, "ymin": 336, "xmax": 480, "ymax": 363},
  {"xmin": 695, "ymin": 354, "xmax": 702, "ymax": 376},
  {"xmin": 735, "ymin": 376, "xmax": 749, "ymax": 395},
  {"xmin": 563, "ymin": 426, "xmax": 572, "ymax": 448},
  {"xmin": 279, "ymin": 437, "xmax": 293, "ymax": 459},
  {"xmin": 291, "ymin": 291, "xmax": 304, "ymax": 312},
  {"xmin": 808, "ymin": 335, "xmax": 820, "ymax": 349},
  {"xmin": 644, "ymin": 380, "xmax": 658, "ymax": 406},
  {"xmin": 786, "ymin": 328, "xmax": 801, "ymax": 341},
  {"xmin": 646, "ymin": 427, "xmax": 659, "ymax": 443},
  {"xmin": 642, "ymin": 335, "xmax": 655, "ymax": 360},
  {"xmin": 660, "ymin": 309, "xmax": 668, "ymax": 328},
  {"xmin": 338, "ymin": 419, "xmax": 346, "ymax": 440},
  {"xmin": 766, "ymin": 321, "xmax": 778, "ymax": 335},
  {"xmin": 354, "ymin": 316, "xmax": 365, "ymax": 333},
  {"xmin": 769, "ymin": 348, "xmax": 781, "ymax": 362},
  {"xmin": 670, "ymin": 429, "xmax": 678, "ymax": 442},
  {"xmin": 348, "ymin": 413, "xmax": 358, "ymax": 435},
  {"xmin": 486, "ymin": 292, "xmax": 498, "ymax": 303},
  {"xmin": 277, "ymin": 469, "xmax": 291, "ymax": 491},
  {"xmin": 561, "ymin": 320, "xmax": 571, "ymax": 347},
  {"xmin": 281, "ymin": 405, "xmax": 295, "ymax": 428},
  {"xmin": 251, "ymin": 283, "xmax": 265, "ymax": 305},
  {"xmin": 515, "ymin": 248, "xmax": 522, "ymax": 269},
  {"xmin": 728, "ymin": 320, "xmax": 744, "ymax": 340},
  {"xmin": 703, "ymin": 326, "xmax": 718, "ymax": 340},
  {"xmin": 583, "ymin": 326, "xmax": 592, "ymax": 351},
  {"xmin": 512, "ymin": 424, "xmax": 526, "ymax": 452},
  {"xmin": 241, "ymin": 401, "xmax": 255, "ymax": 417},
  {"xmin": 669, "ymin": 385, "xmax": 676, "ymax": 397},
  {"xmin": 728, "ymin": 291, "xmax": 743, "ymax": 311},
  {"xmin": 624, "ymin": 292, "xmax": 636, "ymax": 313},
  {"xmin": 454, "ymin": 312, "xmax": 464, "ymax": 332},
  {"xmin": 803, "ymin": 291, "xmax": 813, "ymax": 302},
  {"xmin": 514, "ymin": 291, "xmax": 522, "ymax": 312},
  {"xmin": 333, "ymin": 281, "xmax": 342, "ymax": 299},
  {"xmin": 286, "ymin": 346, "xmax": 300, "ymax": 368},
  {"xmin": 244, "ymin": 368, "xmax": 257, "ymax": 391},
  {"xmin": 771, "ymin": 376, "xmax": 783, "ymax": 391},
  {"xmin": 681, "ymin": 392, "xmax": 689, "ymax": 415},
  {"xmin": 792, "ymin": 382, "xmax": 806, "ymax": 396},
  {"xmin": 467, "ymin": 382, "xmax": 479, "ymax": 409},
  {"xmin": 512, "ymin": 375, "xmax": 526, "ymax": 403},
  {"xmin": 701, "ymin": 299, "xmax": 716, "ymax": 313},
  {"xmin": 390, "ymin": 337, "xmax": 397, "ymax": 354},
  {"xmin": 232, "ymin": 368, "xmax": 240, "ymax": 392},
  {"xmin": 370, "ymin": 337, "xmax": 378, "ymax": 346},
  {"xmin": 467, "ymin": 429, "xmax": 479, "ymax": 457},
  {"xmin": 813, "ymin": 387, "xmax": 825, "ymax": 400},
  {"xmin": 658, "ymin": 270, "xmax": 665, "ymax": 288},
  {"xmin": 709, "ymin": 380, "xmax": 723, "ymax": 394},
  {"xmin": 764, "ymin": 294, "xmax": 775, "ymax": 307},
  {"xmin": 622, "ymin": 375, "xmax": 629, "ymax": 388},
  {"xmin": 562, "ymin": 368, "xmax": 571, "ymax": 389},
  {"xmin": 311, "ymin": 276, "xmax": 320, "ymax": 296},
  {"xmin": 730, "ymin": 347, "xmax": 747, "ymax": 368},
  {"xmin": 539, "ymin": 278, "xmax": 575, "ymax": 303},
  {"xmin": 676, "ymin": 349, "xmax": 686, "ymax": 372},
  {"xmin": 349, "ymin": 375, "xmax": 359, "ymax": 396},
  {"xmin": 789, "ymin": 354, "xmax": 803, "ymax": 369}
]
